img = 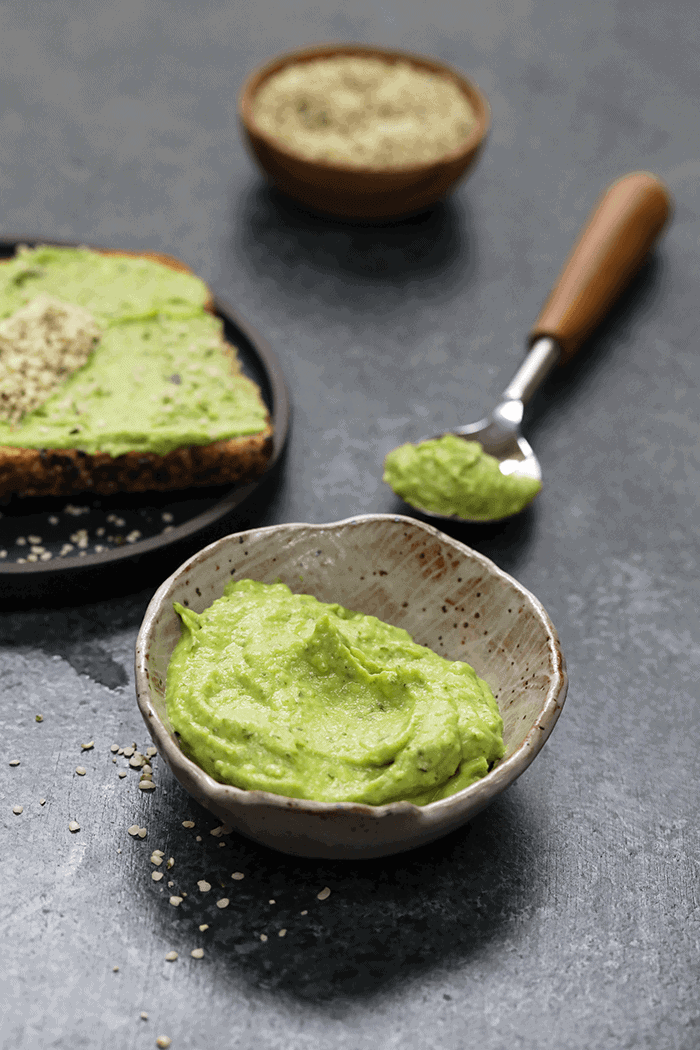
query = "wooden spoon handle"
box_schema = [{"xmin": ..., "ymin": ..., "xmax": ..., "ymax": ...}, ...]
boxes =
[{"xmin": 529, "ymin": 171, "xmax": 672, "ymax": 363}]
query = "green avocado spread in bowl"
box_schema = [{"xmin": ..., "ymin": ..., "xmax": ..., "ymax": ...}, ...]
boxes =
[
  {"xmin": 136, "ymin": 516, "xmax": 567, "ymax": 859},
  {"xmin": 166, "ymin": 579, "xmax": 505, "ymax": 807}
]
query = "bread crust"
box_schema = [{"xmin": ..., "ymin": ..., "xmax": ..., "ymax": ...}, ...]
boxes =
[
  {"xmin": 0, "ymin": 248, "xmax": 274, "ymax": 499},
  {"xmin": 0, "ymin": 431, "xmax": 273, "ymax": 498}
]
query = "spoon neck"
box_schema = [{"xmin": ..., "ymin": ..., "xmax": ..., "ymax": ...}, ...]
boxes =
[{"xmin": 502, "ymin": 336, "xmax": 561, "ymax": 407}]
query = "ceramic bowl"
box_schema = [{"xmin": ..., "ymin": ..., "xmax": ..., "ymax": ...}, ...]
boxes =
[
  {"xmin": 135, "ymin": 515, "xmax": 567, "ymax": 859},
  {"xmin": 237, "ymin": 43, "xmax": 490, "ymax": 221}
]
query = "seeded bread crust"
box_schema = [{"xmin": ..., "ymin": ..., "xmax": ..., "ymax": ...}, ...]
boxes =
[{"xmin": 0, "ymin": 249, "xmax": 274, "ymax": 499}]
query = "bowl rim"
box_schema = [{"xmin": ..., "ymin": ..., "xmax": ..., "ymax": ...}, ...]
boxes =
[
  {"xmin": 237, "ymin": 41, "xmax": 491, "ymax": 178},
  {"xmin": 135, "ymin": 514, "xmax": 567, "ymax": 821}
]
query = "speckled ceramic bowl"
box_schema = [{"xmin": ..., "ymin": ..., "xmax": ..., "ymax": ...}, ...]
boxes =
[
  {"xmin": 238, "ymin": 43, "xmax": 490, "ymax": 220},
  {"xmin": 135, "ymin": 515, "xmax": 567, "ymax": 859}
]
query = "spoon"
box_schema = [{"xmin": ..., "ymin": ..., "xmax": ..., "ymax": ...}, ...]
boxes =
[{"xmin": 385, "ymin": 171, "xmax": 672, "ymax": 523}]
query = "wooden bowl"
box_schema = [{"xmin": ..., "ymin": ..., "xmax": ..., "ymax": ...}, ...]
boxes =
[
  {"xmin": 237, "ymin": 43, "xmax": 490, "ymax": 221},
  {"xmin": 135, "ymin": 514, "xmax": 567, "ymax": 859}
]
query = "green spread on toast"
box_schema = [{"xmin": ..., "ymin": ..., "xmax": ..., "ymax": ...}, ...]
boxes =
[{"xmin": 0, "ymin": 246, "xmax": 268, "ymax": 457}]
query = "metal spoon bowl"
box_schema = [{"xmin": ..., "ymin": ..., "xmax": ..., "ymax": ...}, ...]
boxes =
[
  {"xmin": 386, "ymin": 171, "xmax": 672, "ymax": 524},
  {"xmin": 451, "ymin": 334, "xmax": 560, "ymax": 483}
]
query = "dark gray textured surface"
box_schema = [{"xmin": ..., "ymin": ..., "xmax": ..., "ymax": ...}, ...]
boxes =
[{"xmin": 1, "ymin": 1, "xmax": 699, "ymax": 1047}]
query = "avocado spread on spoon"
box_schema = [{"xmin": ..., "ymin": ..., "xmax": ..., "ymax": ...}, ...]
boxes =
[{"xmin": 383, "ymin": 433, "xmax": 542, "ymax": 521}]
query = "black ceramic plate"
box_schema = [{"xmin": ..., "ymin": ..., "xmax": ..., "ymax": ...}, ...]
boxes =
[{"xmin": 0, "ymin": 239, "xmax": 290, "ymax": 580}]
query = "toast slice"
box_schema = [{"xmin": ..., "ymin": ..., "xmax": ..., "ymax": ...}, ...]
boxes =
[{"xmin": 0, "ymin": 245, "xmax": 273, "ymax": 499}]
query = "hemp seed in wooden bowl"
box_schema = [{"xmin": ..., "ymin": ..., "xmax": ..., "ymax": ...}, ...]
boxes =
[{"xmin": 238, "ymin": 43, "xmax": 490, "ymax": 221}]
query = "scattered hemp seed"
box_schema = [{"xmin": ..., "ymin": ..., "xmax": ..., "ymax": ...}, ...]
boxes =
[
  {"xmin": 260, "ymin": 934, "xmax": 268, "ymax": 943},
  {"xmin": 110, "ymin": 745, "xmax": 119, "ymax": 753},
  {"xmin": 118, "ymin": 771, "xmax": 127, "ymax": 779},
  {"xmin": 199, "ymin": 924, "xmax": 209, "ymax": 932},
  {"xmin": 269, "ymin": 899, "xmax": 276, "ymax": 905},
  {"xmin": 146, "ymin": 747, "xmax": 157, "ymax": 758},
  {"xmin": 35, "ymin": 715, "xmax": 43, "ymax": 723},
  {"xmin": 300, "ymin": 910, "xmax": 308, "ymax": 916},
  {"xmin": 138, "ymin": 827, "xmax": 147, "ymax": 839},
  {"xmin": 140, "ymin": 1012, "xmax": 148, "ymax": 1020},
  {"xmin": 113, "ymin": 966, "xmax": 119, "ymax": 972},
  {"xmin": 81, "ymin": 741, "xmax": 94, "ymax": 751},
  {"xmin": 197, "ymin": 880, "xmax": 211, "ymax": 893},
  {"xmin": 68, "ymin": 821, "xmax": 80, "ymax": 832},
  {"xmin": 129, "ymin": 754, "xmax": 144, "ymax": 768},
  {"xmin": 12, "ymin": 805, "xmax": 23, "ymax": 815},
  {"xmin": 9, "ymin": 759, "xmax": 20, "ymax": 767},
  {"xmin": 139, "ymin": 781, "xmax": 156, "ymax": 791},
  {"xmin": 191, "ymin": 948, "xmax": 204, "ymax": 959},
  {"xmin": 278, "ymin": 929, "xmax": 287, "ymax": 938},
  {"xmin": 141, "ymin": 764, "xmax": 153, "ymax": 775},
  {"xmin": 195, "ymin": 836, "xmax": 202, "ymax": 842},
  {"xmin": 169, "ymin": 896, "xmax": 183, "ymax": 907},
  {"xmin": 127, "ymin": 824, "xmax": 141, "ymax": 837},
  {"xmin": 123, "ymin": 746, "xmax": 135, "ymax": 757},
  {"xmin": 317, "ymin": 887, "xmax": 331, "ymax": 900},
  {"xmin": 150, "ymin": 851, "xmax": 164, "ymax": 865},
  {"xmin": 216, "ymin": 898, "xmax": 229, "ymax": 909},
  {"xmin": 75, "ymin": 767, "xmax": 87, "ymax": 776},
  {"xmin": 152, "ymin": 872, "xmax": 164, "ymax": 882},
  {"xmin": 39, "ymin": 798, "xmax": 46, "ymax": 806},
  {"xmin": 165, "ymin": 951, "xmax": 178, "ymax": 962},
  {"xmin": 168, "ymin": 881, "xmax": 174, "ymax": 888},
  {"xmin": 166, "ymin": 857, "xmax": 175, "ymax": 870},
  {"xmin": 182, "ymin": 820, "xmax": 195, "ymax": 828},
  {"xmin": 231, "ymin": 872, "xmax": 245, "ymax": 881},
  {"xmin": 156, "ymin": 1038, "xmax": 172, "ymax": 1049}
]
